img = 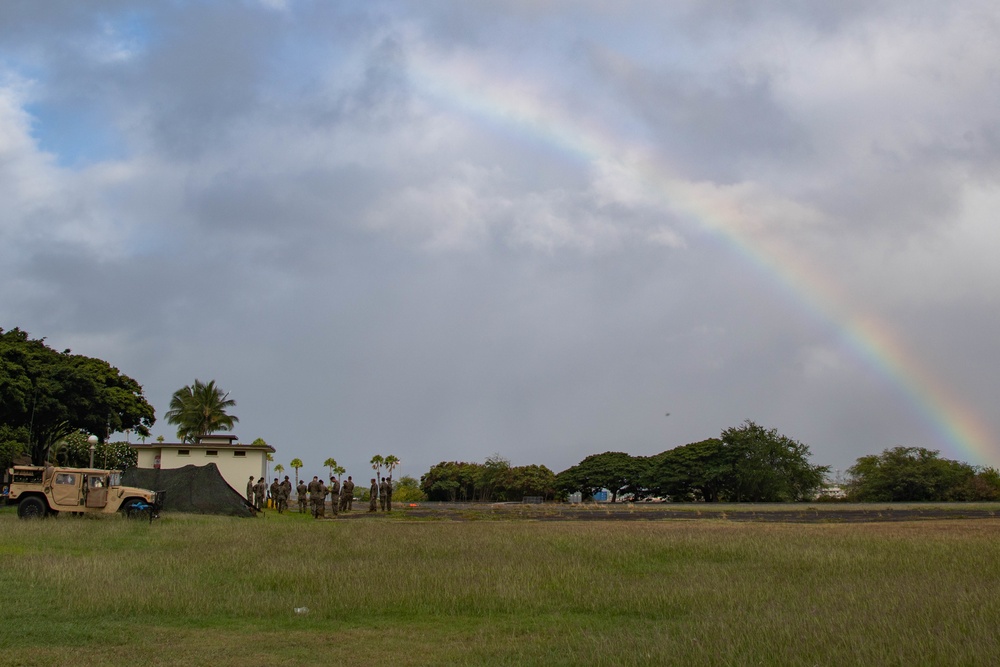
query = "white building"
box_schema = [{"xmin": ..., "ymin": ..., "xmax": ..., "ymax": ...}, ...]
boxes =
[{"xmin": 131, "ymin": 434, "xmax": 275, "ymax": 499}]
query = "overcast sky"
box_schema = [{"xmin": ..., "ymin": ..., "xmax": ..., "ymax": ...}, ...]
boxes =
[{"xmin": 3, "ymin": 1, "xmax": 999, "ymax": 481}]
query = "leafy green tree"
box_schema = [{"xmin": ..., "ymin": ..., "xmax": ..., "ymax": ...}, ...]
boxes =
[
  {"xmin": 504, "ymin": 464, "xmax": 557, "ymax": 500},
  {"xmin": 846, "ymin": 447, "xmax": 998, "ymax": 501},
  {"xmin": 420, "ymin": 461, "xmax": 483, "ymax": 501},
  {"xmin": 0, "ymin": 327, "xmax": 155, "ymax": 464},
  {"xmin": 0, "ymin": 424, "xmax": 28, "ymax": 470},
  {"xmin": 290, "ymin": 458, "xmax": 303, "ymax": 486},
  {"xmin": 48, "ymin": 432, "xmax": 137, "ymax": 469},
  {"xmin": 719, "ymin": 420, "xmax": 828, "ymax": 502},
  {"xmin": 392, "ymin": 475, "xmax": 427, "ymax": 502},
  {"xmin": 646, "ymin": 439, "xmax": 727, "ymax": 502},
  {"xmin": 476, "ymin": 454, "xmax": 511, "ymax": 501},
  {"xmin": 274, "ymin": 463, "xmax": 284, "ymax": 480},
  {"xmin": 164, "ymin": 379, "xmax": 238, "ymax": 442},
  {"xmin": 556, "ymin": 451, "xmax": 645, "ymax": 502},
  {"xmin": 324, "ymin": 457, "xmax": 338, "ymax": 480}
]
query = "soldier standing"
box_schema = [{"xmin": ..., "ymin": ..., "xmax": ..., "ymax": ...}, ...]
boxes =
[
  {"xmin": 329, "ymin": 476, "xmax": 341, "ymax": 517},
  {"xmin": 341, "ymin": 476, "xmax": 355, "ymax": 512},
  {"xmin": 378, "ymin": 477, "xmax": 388, "ymax": 511},
  {"xmin": 307, "ymin": 476, "xmax": 320, "ymax": 518},
  {"xmin": 254, "ymin": 477, "xmax": 267, "ymax": 511},
  {"xmin": 246, "ymin": 476, "xmax": 255, "ymax": 505},
  {"xmin": 268, "ymin": 478, "xmax": 279, "ymax": 509},
  {"xmin": 296, "ymin": 480, "xmax": 308, "ymax": 513},
  {"xmin": 368, "ymin": 478, "xmax": 378, "ymax": 512},
  {"xmin": 385, "ymin": 477, "xmax": 393, "ymax": 512},
  {"xmin": 279, "ymin": 476, "xmax": 292, "ymax": 513}
]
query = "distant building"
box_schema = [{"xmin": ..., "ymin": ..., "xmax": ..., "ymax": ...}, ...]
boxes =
[{"xmin": 131, "ymin": 435, "xmax": 276, "ymax": 500}]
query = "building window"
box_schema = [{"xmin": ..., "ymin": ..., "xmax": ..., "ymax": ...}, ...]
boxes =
[
  {"xmin": 178, "ymin": 450, "xmax": 190, "ymax": 456},
  {"xmin": 206, "ymin": 450, "xmax": 218, "ymax": 456},
  {"xmin": 234, "ymin": 450, "xmax": 246, "ymax": 457}
]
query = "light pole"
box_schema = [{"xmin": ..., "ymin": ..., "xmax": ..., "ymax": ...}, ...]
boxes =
[{"xmin": 87, "ymin": 435, "xmax": 98, "ymax": 468}]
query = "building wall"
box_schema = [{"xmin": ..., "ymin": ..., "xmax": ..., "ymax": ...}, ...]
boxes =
[{"xmin": 135, "ymin": 447, "xmax": 268, "ymax": 499}]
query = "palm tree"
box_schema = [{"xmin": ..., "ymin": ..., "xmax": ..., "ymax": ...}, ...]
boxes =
[
  {"xmin": 164, "ymin": 379, "xmax": 239, "ymax": 442},
  {"xmin": 290, "ymin": 458, "xmax": 303, "ymax": 486},
  {"xmin": 384, "ymin": 454, "xmax": 400, "ymax": 482},
  {"xmin": 370, "ymin": 454, "xmax": 384, "ymax": 482},
  {"xmin": 274, "ymin": 463, "xmax": 284, "ymax": 479},
  {"xmin": 324, "ymin": 457, "xmax": 338, "ymax": 480}
]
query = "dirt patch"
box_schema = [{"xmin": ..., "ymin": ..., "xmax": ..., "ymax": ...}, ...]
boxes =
[{"xmin": 347, "ymin": 503, "xmax": 1000, "ymax": 523}]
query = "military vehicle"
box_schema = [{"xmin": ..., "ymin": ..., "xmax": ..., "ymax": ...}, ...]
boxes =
[{"xmin": 2, "ymin": 464, "xmax": 164, "ymax": 520}]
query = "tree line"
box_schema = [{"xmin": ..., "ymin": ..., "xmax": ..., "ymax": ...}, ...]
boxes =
[{"xmin": 5, "ymin": 326, "xmax": 1000, "ymax": 503}]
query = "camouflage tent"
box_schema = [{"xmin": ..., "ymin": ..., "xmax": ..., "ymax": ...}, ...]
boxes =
[{"xmin": 122, "ymin": 463, "xmax": 256, "ymax": 517}]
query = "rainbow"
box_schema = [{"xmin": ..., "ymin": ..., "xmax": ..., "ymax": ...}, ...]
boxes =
[{"xmin": 407, "ymin": 49, "xmax": 997, "ymax": 466}]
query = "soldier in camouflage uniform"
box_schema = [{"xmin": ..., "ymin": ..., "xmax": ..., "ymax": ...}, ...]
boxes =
[
  {"xmin": 378, "ymin": 477, "xmax": 389, "ymax": 511},
  {"xmin": 307, "ymin": 476, "xmax": 321, "ymax": 518},
  {"xmin": 329, "ymin": 476, "xmax": 340, "ymax": 516},
  {"xmin": 368, "ymin": 478, "xmax": 378, "ymax": 512},
  {"xmin": 341, "ymin": 476, "xmax": 355, "ymax": 512},
  {"xmin": 297, "ymin": 480, "xmax": 308, "ymax": 513},
  {"xmin": 269, "ymin": 478, "xmax": 280, "ymax": 509},
  {"xmin": 278, "ymin": 476, "xmax": 292, "ymax": 513},
  {"xmin": 246, "ymin": 476, "xmax": 256, "ymax": 506},
  {"xmin": 254, "ymin": 477, "xmax": 267, "ymax": 511},
  {"xmin": 385, "ymin": 477, "xmax": 393, "ymax": 512}
]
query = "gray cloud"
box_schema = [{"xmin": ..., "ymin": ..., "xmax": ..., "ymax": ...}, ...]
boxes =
[{"xmin": 2, "ymin": 0, "xmax": 999, "ymax": 480}]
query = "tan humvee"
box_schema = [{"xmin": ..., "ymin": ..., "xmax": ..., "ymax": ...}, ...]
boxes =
[{"xmin": 3, "ymin": 465, "xmax": 163, "ymax": 520}]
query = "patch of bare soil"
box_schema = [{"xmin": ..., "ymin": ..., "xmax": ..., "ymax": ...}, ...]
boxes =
[{"xmin": 375, "ymin": 503, "xmax": 1000, "ymax": 523}]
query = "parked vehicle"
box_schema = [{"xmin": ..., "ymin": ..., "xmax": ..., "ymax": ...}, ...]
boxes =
[{"xmin": 3, "ymin": 465, "xmax": 163, "ymax": 520}]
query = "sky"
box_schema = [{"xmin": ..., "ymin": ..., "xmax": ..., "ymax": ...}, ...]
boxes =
[{"xmin": 3, "ymin": 1, "xmax": 1000, "ymax": 482}]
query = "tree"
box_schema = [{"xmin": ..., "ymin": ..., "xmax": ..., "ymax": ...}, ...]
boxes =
[
  {"xmin": 0, "ymin": 424, "xmax": 28, "ymax": 470},
  {"xmin": 392, "ymin": 475, "xmax": 427, "ymax": 503},
  {"xmin": 420, "ymin": 461, "xmax": 483, "ymax": 501},
  {"xmin": 718, "ymin": 420, "xmax": 828, "ymax": 502},
  {"xmin": 274, "ymin": 463, "xmax": 284, "ymax": 480},
  {"xmin": 324, "ymin": 457, "xmax": 338, "ymax": 480},
  {"xmin": 164, "ymin": 379, "xmax": 238, "ymax": 443},
  {"xmin": 646, "ymin": 439, "xmax": 727, "ymax": 502},
  {"xmin": 846, "ymin": 447, "xmax": 999, "ymax": 501},
  {"xmin": 556, "ymin": 452, "xmax": 645, "ymax": 502},
  {"xmin": 0, "ymin": 327, "xmax": 155, "ymax": 464},
  {"xmin": 476, "ymin": 454, "xmax": 511, "ymax": 501},
  {"xmin": 384, "ymin": 454, "xmax": 400, "ymax": 481},
  {"xmin": 370, "ymin": 454, "xmax": 384, "ymax": 485},
  {"xmin": 48, "ymin": 431, "xmax": 138, "ymax": 470},
  {"xmin": 504, "ymin": 464, "xmax": 557, "ymax": 501},
  {"xmin": 290, "ymin": 458, "xmax": 303, "ymax": 486}
]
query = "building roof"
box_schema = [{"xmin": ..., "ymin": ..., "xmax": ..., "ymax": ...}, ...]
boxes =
[{"xmin": 130, "ymin": 435, "xmax": 276, "ymax": 453}]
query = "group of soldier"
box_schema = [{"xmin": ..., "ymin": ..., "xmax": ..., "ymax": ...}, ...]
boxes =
[{"xmin": 246, "ymin": 473, "xmax": 393, "ymax": 519}]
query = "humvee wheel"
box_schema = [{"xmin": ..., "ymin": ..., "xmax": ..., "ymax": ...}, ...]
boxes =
[
  {"xmin": 121, "ymin": 498, "xmax": 150, "ymax": 521},
  {"xmin": 17, "ymin": 496, "xmax": 47, "ymax": 519}
]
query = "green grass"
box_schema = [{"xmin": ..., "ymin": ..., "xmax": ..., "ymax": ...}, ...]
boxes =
[{"xmin": 1, "ymin": 507, "xmax": 999, "ymax": 665}]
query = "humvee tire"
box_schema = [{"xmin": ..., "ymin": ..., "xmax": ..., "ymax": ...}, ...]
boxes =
[{"xmin": 17, "ymin": 496, "xmax": 48, "ymax": 519}]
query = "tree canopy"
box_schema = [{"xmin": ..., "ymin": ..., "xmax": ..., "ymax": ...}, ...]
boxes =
[
  {"xmin": 0, "ymin": 327, "xmax": 155, "ymax": 464},
  {"xmin": 847, "ymin": 447, "xmax": 1000, "ymax": 501},
  {"xmin": 556, "ymin": 421, "xmax": 828, "ymax": 503},
  {"xmin": 420, "ymin": 457, "xmax": 557, "ymax": 502},
  {"xmin": 164, "ymin": 379, "xmax": 238, "ymax": 442}
]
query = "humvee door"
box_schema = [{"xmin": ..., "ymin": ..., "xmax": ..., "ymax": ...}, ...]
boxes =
[
  {"xmin": 85, "ymin": 474, "xmax": 109, "ymax": 509},
  {"xmin": 52, "ymin": 472, "xmax": 82, "ymax": 507}
]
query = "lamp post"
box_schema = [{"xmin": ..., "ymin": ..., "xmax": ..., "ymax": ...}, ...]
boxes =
[{"xmin": 87, "ymin": 435, "xmax": 98, "ymax": 468}]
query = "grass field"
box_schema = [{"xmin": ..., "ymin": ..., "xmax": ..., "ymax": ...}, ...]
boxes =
[{"xmin": 2, "ymin": 506, "xmax": 999, "ymax": 666}]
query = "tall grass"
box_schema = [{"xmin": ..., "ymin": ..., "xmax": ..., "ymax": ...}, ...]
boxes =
[{"xmin": 1, "ymin": 511, "xmax": 998, "ymax": 665}]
